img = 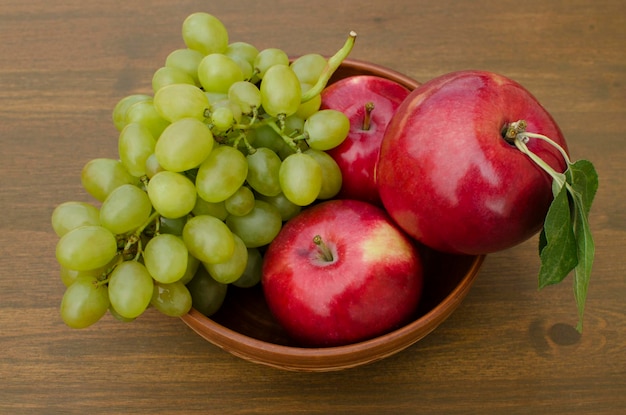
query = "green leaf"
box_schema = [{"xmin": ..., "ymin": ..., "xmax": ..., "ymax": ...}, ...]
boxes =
[
  {"xmin": 537, "ymin": 185, "xmax": 578, "ymax": 288},
  {"xmin": 512, "ymin": 129, "xmax": 597, "ymax": 333},
  {"xmin": 566, "ymin": 160, "xmax": 598, "ymax": 332},
  {"xmin": 566, "ymin": 160, "xmax": 598, "ymax": 217}
]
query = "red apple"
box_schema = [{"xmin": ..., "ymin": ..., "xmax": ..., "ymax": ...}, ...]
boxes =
[
  {"xmin": 262, "ymin": 199, "xmax": 423, "ymax": 347},
  {"xmin": 321, "ymin": 75, "xmax": 411, "ymax": 205},
  {"xmin": 376, "ymin": 70, "xmax": 569, "ymax": 255}
]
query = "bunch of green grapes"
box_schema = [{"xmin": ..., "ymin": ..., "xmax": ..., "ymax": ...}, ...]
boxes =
[{"xmin": 52, "ymin": 12, "xmax": 357, "ymax": 329}]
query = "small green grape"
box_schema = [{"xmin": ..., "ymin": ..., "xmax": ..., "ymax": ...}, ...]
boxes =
[
  {"xmin": 186, "ymin": 266, "xmax": 228, "ymax": 317},
  {"xmin": 260, "ymin": 65, "xmax": 302, "ymax": 117},
  {"xmin": 99, "ymin": 184, "xmax": 152, "ymax": 235},
  {"xmin": 143, "ymin": 234, "xmax": 188, "ymax": 283},
  {"xmin": 147, "ymin": 171, "xmax": 197, "ymax": 219},
  {"xmin": 155, "ymin": 118, "xmax": 214, "ymax": 172},
  {"xmin": 181, "ymin": 12, "xmax": 229, "ymax": 55},
  {"xmin": 182, "ymin": 215, "xmax": 235, "ymax": 264},
  {"xmin": 60, "ymin": 276, "xmax": 110, "ymax": 329},
  {"xmin": 278, "ymin": 152, "xmax": 322, "ymax": 206},
  {"xmin": 52, "ymin": 201, "xmax": 101, "ymax": 237},
  {"xmin": 56, "ymin": 225, "xmax": 118, "ymax": 271},
  {"xmin": 108, "ymin": 261, "xmax": 154, "ymax": 319},
  {"xmin": 151, "ymin": 281, "xmax": 192, "ymax": 317}
]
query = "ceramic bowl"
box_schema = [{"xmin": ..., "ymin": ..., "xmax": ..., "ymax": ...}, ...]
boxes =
[{"xmin": 180, "ymin": 59, "xmax": 485, "ymax": 372}]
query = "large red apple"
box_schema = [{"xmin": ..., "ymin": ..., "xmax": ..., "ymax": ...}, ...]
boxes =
[
  {"xmin": 262, "ymin": 199, "xmax": 423, "ymax": 347},
  {"xmin": 321, "ymin": 75, "xmax": 411, "ymax": 205},
  {"xmin": 376, "ymin": 70, "xmax": 569, "ymax": 255}
]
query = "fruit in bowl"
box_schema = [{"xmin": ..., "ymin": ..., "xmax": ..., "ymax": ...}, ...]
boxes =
[
  {"xmin": 178, "ymin": 59, "xmax": 485, "ymax": 371},
  {"xmin": 262, "ymin": 199, "xmax": 424, "ymax": 348},
  {"xmin": 51, "ymin": 11, "xmax": 596, "ymax": 371}
]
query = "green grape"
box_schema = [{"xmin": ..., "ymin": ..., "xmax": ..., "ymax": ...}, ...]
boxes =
[
  {"xmin": 165, "ymin": 48, "xmax": 204, "ymax": 85},
  {"xmin": 112, "ymin": 94, "xmax": 151, "ymax": 131},
  {"xmin": 155, "ymin": 118, "xmax": 214, "ymax": 172},
  {"xmin": 118, "ymin": 122, "xmax": 156, "ymax": 177},
  {"xmin": 60, "ymin": 276, "xmax": 110, "ymax": 329},
  {"xmin": 304, "ymin": 149, "xmax": 343, "ymax": 200},
  {"xmin": 284, "ymin": 115, "xmax": 304, "ymax": 136},
  {"xmin": 81, "ymin": 158, "xmax": 138, "ymax": 202},
  {"xmin": 186, "ymin": 266, "xmax": 228, "ymax": 317},
  {"xmin": 224, "ymin": 185, "xmax": 255, "ymax": 216},
  {"xmin": 151, "ymin": 281, "xmax": 192, "ymax": 317},
  {"xmin": 210, "ymin": 98, "xmax": 242, "ymax": 124},
  {"xmin": 192, "ymin": 197, "xmax": 228, "ymax": 220},
  {"xmin": 304, "ymin": 109, "xmax": 350, "ymax": 150},
  {"xmin": 108, "ymin": 261, "xmax": 154, "ymax": 319},
  {"xmin": 182, "ymin": 214, "xmax": 235, "ymax": 264},
  {"xmin": 225, "ymin": 41, "xmax": 259, "ymax": 67},
  {"xmin": 295, "ymin": 83, "xmax": 322, "ymax": 119},
  {"xmin": 260, "ymin": 64, "xmax": 302, "ymax": 118},
  {"xmin": 210, "ymin": 106, "xmax": 235, "ymax": 132},
  {"xmin": 196, "ymin": 145, "xmax": 248, "ymax": 203},
  {"xmin": 204, "ymin": 233, "xmax": 248, "ymax": 284},
  {"xmin": 231, "ymin": 248, "xmax": 263, "ymax": 288},
  {"xmin": 246, "ymin": 147, "xmax": 282, "ymax": 197},
  {"xmin": 250, "ymin": 124, "xmax": 285, "ymax": 153},
  {"xmin": 182, "ymin": 12, "xmax": 229, "ymax": 55},
  {"xmin": 256, "ymin": 192, "xmax": 302, "ymax": 221},
  {"xmin": 225, "ymin": 200, "xmax": 282, "ymax": 248},
  {"xmin": 52, "ymin": 201, "xmax": 101, "ymax": 237},
  {"xmin": 290, "ymin": 53, "xmax": 327, "ymax": 85},
  {"xmin": 253, "ymin": 48, "xmax": 289, "ymax": 79},
  {"xmin": 56, "ymin": 225, "xmax": 117, "ymax": 271},
  {"xmin": 144, "ymin": 233, "xmax": 188, "ymax": 283},
  {"xmin": 152, "ymin": 66, "xmax": 195, "ymax": 92},
  {"xmin": 99, "ymin": 184, "xmax": 152, "ymax": 235},
  {"xmin": 147, "ymin": 171, "xmax": 196, "ymax": 219},
  {"xmin": 178, "ymin": 253, "xmax": 200, "ymax": 285},
  {"xmin": 125, "ymin": 99, "xmax": 170, "ymax": 139},
  {"xmin": 228, "ymin": 81, "xmax": 261, "ymax": 114},
  {"xmin": 153, "ymin": 83, "xmax": 209, "ymax": 122},
  {"xmin": 158, "ymin": 215, "xmax": 187, "ymax": 236},
  {"xmin": 230, "ymin": 56, "xmax": 254, "ymax": 81},
  {"xmin": 278, "ymin": 152, "xmax": 322, "ymax": 206},
  {"xmin": 144, "ymin": 153, "xmax": 164, "ymax": 179},
  {"xmin": 198, "ymin": 53, "xmax": 244, "ymax": 94}
]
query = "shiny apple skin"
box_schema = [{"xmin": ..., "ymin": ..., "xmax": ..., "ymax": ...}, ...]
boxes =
[
  {"xmin": 377, "ymin": 70, "xmax": 569, "ymax": 255},
  {"xmin": 321, "ymin": 76, "xmax": 411, "ymax": 206},
  {"xmin": 262, "ymin": 199, "xmax": 423, "ymax": 347}
]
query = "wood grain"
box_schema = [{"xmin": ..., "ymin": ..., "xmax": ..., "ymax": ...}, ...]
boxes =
[{"xmin": 1, "ymin": 0, "xmax": 624, "ymax": 413}]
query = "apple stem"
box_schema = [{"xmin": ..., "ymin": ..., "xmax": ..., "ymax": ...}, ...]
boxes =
[
  {"xmin": 362, "ymin": 102, "xmax": 375, "ymax": 131},
  {"xmin": 313, "ymin": 234, "xmax": 334, "ymax": 262},
  {"xmin": 505, "ymin": 120, "xmax": 572, "ymax": 195}
]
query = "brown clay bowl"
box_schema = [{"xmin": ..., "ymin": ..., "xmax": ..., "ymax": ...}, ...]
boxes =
[{"xmin": 180, "ymin": 59, "xmax": 485, "ymax": 372}]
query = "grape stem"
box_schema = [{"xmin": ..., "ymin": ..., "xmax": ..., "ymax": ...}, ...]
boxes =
[
  {"xmin": 300, "ymin": 31, "xmax": 357, "ymax": 103},
  {"xmin": 268, "ymin": 120, "xmax": 300, "ymax": 152}
]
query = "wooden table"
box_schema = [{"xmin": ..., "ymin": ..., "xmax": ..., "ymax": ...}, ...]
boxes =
[{"xmin": 1, "ymin": 1, "xmax": 624, "ymax": 413}]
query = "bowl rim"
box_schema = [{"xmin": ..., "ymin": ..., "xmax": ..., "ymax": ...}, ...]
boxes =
[{"xmin": 328, "ymin": 57, "xmax": 421, "ymax": 90}]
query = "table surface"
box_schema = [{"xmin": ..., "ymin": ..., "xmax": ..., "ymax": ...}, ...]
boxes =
[{"xmin": 1, "ymin": 1, "xmax": 624, "ymax": 414}]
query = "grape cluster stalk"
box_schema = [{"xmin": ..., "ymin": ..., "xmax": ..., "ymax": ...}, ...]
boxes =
[{"xmin": 52, "ymin": 12, "xmax": 356, "ymax": 328}]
